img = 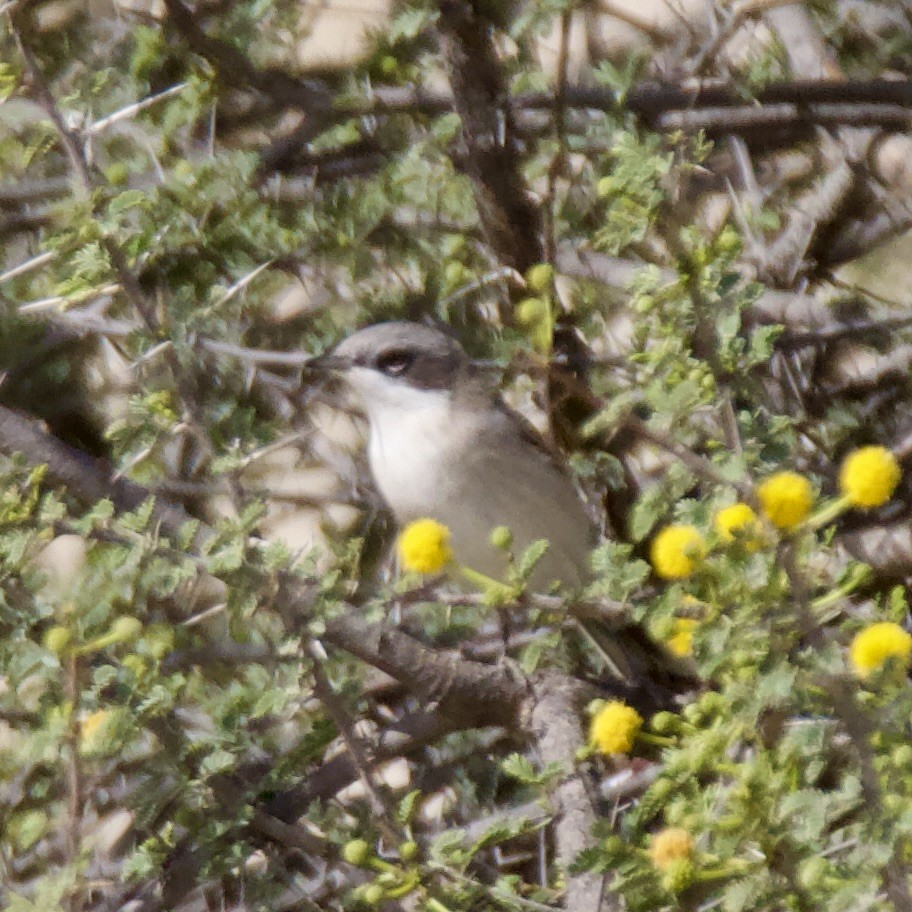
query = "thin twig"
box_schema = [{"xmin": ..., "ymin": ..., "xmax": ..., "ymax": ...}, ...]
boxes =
[
  {"xmin": 543, "ymin": 10, "xmax": 572, "ymax": 268},
  {"xmin": 623, "ymin": 414, "xmax": 750, "ymax": 496},
  {"xmin": 11, "ymin": 19, "xmax": 216, "ymax": 461},
  {"xmin": 197, "ymin": 338, "xmax": 317, "ymax": 367},
  {"xmin": 87, "ymin": 82, "xmax": 188, "ymax": 134},
  {"xmin": 308, "ymin": 641, "xmax": 403, "ymax": 845},
  {"xmin": 0, "ymin": 249, "xmax": 57, "ymax": 284}
]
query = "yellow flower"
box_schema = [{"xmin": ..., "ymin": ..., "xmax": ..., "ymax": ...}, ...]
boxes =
[
  {"xmin": 839, "ymin": 446, "xmax": 901, "ymax": 508},
  {"xmin": 397, "ymin": 519, "xmax": 453, "ymax": 574},
  {"xmin": 589, "ymin": 700, "xmax": 643, "ymax": 755},
  {"xmin": 667, "ymin": 618, "xmax": 698, "ymax": 657},
  {"xmin": 849, "ymin": 622, "xmax": 912, "ymax": 679},
  {"xmin": 649, "ymin": 828, "xmax": 696, "ymax": 871},
  {"xmin": 714, "ymin": 503, "xmax": 762, "ymax": 550},
  {"xmin": 757, "ymin": 472, "xmax": 813, "ymax": 530},
  {"xmin": 650, "ymin": 525, "xmax": 706, "ymax": 580}
]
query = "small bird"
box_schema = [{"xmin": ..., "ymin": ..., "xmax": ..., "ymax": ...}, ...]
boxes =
[{"xmin": 313, "ymin": 321, "xmax": 689, "ymax": 690}]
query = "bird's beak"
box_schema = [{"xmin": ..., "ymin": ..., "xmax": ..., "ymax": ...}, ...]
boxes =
[{"xmin": 306, "ymin": 353, "xmax": 351, "ymax": 373}]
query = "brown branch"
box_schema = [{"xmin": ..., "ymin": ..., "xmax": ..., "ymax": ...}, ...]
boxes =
[
  {"xmin": 360, "ymin": 79, "xmax": 912, "ymax": 123},
  {"xmin": 753, "ymin": 158, "xmax": 856, "ymax": 287},
  {"xmin": 160, "ymin": 0, "xmax": 332, "ymax": 116},
  {"xmin": 322, "ymin": 613, "xmax": 526, "ymax": 728},
  {"xmin": 840, "ymin": 523, "xmax": 912, "ymax": 577},
  {"xmin": 0, "ymin": 398, "xmax": 524, "ymax": 731},
  {"xmin": 0, "ymin": 402, "xmax": 534, "ymax": 910},
  {"xmin": 436, "ymin": 0, "xmax": 543, "ymax": 272},
  {"xmin": 527, "ymin": 674, "xmax": 612, "ymax": 912},
  {"xmin": 308, "ymin": 641, "xmax": 403, "ymax": 844},
  {"xmin": 816, "ymin": 193, "xmax": 912, "ymax": 269},
  {"xmin": 0, "ymin": 403, "xmax": 206, "ymax": 547},
  {"xmin": 111, "ymin": 708, "xmax": 467, "ymax": 912},
  {"xmin": 263, "ymin": 707, "xmax": 467, "ymax": 821}
]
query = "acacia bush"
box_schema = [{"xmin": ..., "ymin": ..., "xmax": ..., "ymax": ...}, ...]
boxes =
[{"xmin": 3, "ymin": 2, "xmax": 912, "ymax": 911}]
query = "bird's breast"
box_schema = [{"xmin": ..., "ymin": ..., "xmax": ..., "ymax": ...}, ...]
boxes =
[
  {"xmin": 366, "ymin": 401, "xmax": 593, "ymax": 589},
  {"xmin": 367, "ymin": 395, "xmax": 460, "ymax": 522}
]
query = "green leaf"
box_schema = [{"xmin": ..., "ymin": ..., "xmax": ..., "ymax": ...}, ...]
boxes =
[
  {"xmin": 517, "ymin": 539, "xmax": 549, "ymax": 578},
  {"xmin": 398, "ymin": 789, "xmax": 422, "ymax": 824}
]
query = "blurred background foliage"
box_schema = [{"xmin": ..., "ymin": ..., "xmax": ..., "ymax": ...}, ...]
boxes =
[{"xmin": 4, "ymin": 1, "xmax": 912, "ymax": 911}]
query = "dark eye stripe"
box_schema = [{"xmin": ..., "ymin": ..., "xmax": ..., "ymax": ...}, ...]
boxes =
[{"xmin": 375, "ymin": 350, "xmax": 415, "ymax": 376}]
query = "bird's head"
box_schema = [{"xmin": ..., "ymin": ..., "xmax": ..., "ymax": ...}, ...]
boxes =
[{"xmin": 310, "ymin": 322, "xmax": 471, "ymax": 423}]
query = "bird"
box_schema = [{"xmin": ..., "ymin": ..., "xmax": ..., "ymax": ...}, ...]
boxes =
[{"xmin": 312, "ymin": 321, "xmax": 692, "ymax": 692}]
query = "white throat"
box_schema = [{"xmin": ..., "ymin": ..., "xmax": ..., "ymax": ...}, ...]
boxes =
[{"xmin": 345, "ymin": 367, "xmax": 457, "ymax": 521}]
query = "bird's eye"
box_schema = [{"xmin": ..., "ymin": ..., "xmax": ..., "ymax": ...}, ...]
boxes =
[{"xmin": 375, "ymin": 350, "xmax": 415, "ymax": 376}]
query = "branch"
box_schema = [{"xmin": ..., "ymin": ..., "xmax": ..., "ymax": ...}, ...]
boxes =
[
  {"xmin": 10, "ymin": 16, "xmax": 217, "ymax": 461},
  {"xmin": 359, "ymin": 79, "xmax": 912, "ymax": 124},
  {"xmin": 435, "ymin": 0, "xmax": 543, "ymax": 272},
  {"xmin": 322, "ymin": 613, "xmax": 526, "ymax": 728},
  {"xmin": 0, "ymin": 395, "xmax": 524, "ymax": 732},
  {"xmin": 752, "ymin": 158, "xmax": 856, "ymax": 286},
  {"xmin": 527, "ymin": 674, "xmax": 612, "ymax": 912},
  {"xmin": 0, "ymin": 403, "xmax": 206, "ymax": 547},
  {"xmin": 160, "ymin": 0, "xmax": 332, "ymax": 115},
  {"xmin": 263, "ymin": 707, "xmax": 465, "ymax": 821},
  {"xmin": 112, "ymin": 708, "xmax": 469, "ymax": 912}
]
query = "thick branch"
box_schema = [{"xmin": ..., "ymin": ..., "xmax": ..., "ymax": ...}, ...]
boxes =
[
  {"xmin": 161, "ymin": 0, "xmax": 332, "ymax": 115},
  {"xmin": 436, "ymin": 0, "xmax": 543, "ymax": 271},
  {"xmin": 0, "ymin": 404, "xmax": 205, "ymax": 546},
  {"xmin": 322, "ymin": 613, "xmax": 526, "ymax": 728},
  {"xmin": 527, "ymin": 674, "xmax": 611, "ymax": 912}
]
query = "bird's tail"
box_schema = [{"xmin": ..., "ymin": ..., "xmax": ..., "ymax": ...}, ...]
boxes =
[{"xmin": 574, "ymin": 615, "xmax": 700, "ymax": 712}]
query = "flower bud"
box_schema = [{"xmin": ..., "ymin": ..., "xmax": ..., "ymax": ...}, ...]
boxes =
[
  {"xmin": 515, "ymin": 297, "xmax": 549, "ymax": 328},
  {"xmin": 443, "ymin": 262, "xmax": 467, "ymax": 287},
  {"xmin": 647, "ymin": 779, "xmax": 675, "ymax": 803},
  {"xmin": 362, "ymin": 884, "xmax": 385, "ymax": 906},
  {"xmin": 603, "ymin": 835, "xmax": 624, "ymax": 857},
  {"xmin": 342, "ymin": 839, "xmax": 371, "ymax": 866},
  {"xmin": 398, "ymin": 840, "xmax": 419, "ymax": 862},
  {"xmin": 489, "ymin": 526, "xmax": 513, "ymax": 550},
  {"xmin": 142, "ymin": 624, "xmax": 175, "ymax": 659},
  {"xmin": 798, "ymin": 857, "xmax": 828, "ymax": 891},
  {"xmin": 650, "ymin": 711, "xmax": 680, "ymax": 734},
  {"xmin": 44, "ymin": 626, "xmax": 71, "ymax": 655},
  {"xmin": 122, "ymin": 654, "xmax": 148, "ymax": 678},
  {"xmin": 525, "ymin": 263, "xmax": 554, "ymax": 293},
  {"xmin": 110, "ymin": 616, "xmax": 142, "ymax": 642},
  {"xmin": 596, "ymin": 176, "xmax": 616, "ymax": 197},
  {"xmin": 682, "ymin": 702, "xmax": 702, "ymax": 725}
]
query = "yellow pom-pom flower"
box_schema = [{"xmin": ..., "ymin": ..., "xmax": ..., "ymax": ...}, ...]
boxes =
[
  {"xmin": 397, "ymin": 519, "xmax": 453, "ymax": 574},
  {"xmin": 666, "ymin": 618, "xmax": 699, "ymax": 657},
  {"xmin": 849, "ymin": 622, "xmax": 912, "ymax": 679},
  {"xmin": 757, "ymin": 472, "xmax": 813, "ymax": 530},
  {"xmin": 649, "ymin": 828, "xmax": 696, "ymax": 871},
  {"xmin": 590, "ymin": 700, "xmax": 643, "ymax": 755},
  {"xmin": 714, "ymin": 503, "xmax": 762, "ymax": 550},
  {"xmin": 839, "ymin": 446, "xmax": 901, "ymax": 508},
  {"xmin": 650, "ymin": 525, "xmax": 706, "ymax": 580}
]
